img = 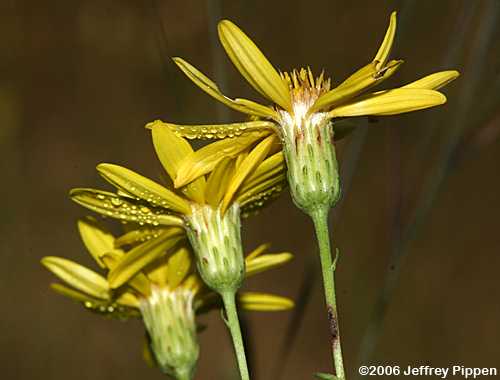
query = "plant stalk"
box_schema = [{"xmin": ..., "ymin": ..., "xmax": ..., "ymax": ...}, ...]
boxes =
[
  {"xmin": 175, "ymin": 370, "xmax": 192, "ymax": 380},
  {"xmin": 221, "ymin": 290, "xmax": 250, "ymax": 380},
  {"xmin": 310, "ymin": 207, "xmax": 346, "ymax": 380}
]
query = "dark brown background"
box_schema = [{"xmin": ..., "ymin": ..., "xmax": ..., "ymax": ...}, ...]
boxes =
[{"xmin": 2, "ymin": 0, "xmax": 499, "ymax": 379}]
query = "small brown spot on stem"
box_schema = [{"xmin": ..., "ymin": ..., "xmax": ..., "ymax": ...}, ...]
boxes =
[{"xmin": 327, "ymin": 305, "xmax": 338, "ymax": 341}]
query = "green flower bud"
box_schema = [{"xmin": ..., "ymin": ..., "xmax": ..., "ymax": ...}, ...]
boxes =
[
  {"xmin": 280, "ymin": 111, "xmax": 341, "ymax": 214},
  {"xmin": 140, "ymin": 287, "xmax": 199, "ymax": 380},
  {"xmin": 185, "ymin": 203, "xmax": 245, "ymax": 293}
]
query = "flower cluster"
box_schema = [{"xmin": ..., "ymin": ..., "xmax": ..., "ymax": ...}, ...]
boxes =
[
  {"xmin": 42, "ymin": 11, "xmax": 458, "ymax": 380},
  {"xmin": 42, "ymin": 217, "xmax": 292, "ymax": 379},
  {"xmin": 163, "ymin": 12, "xmax": 458, "ymax": 213}
]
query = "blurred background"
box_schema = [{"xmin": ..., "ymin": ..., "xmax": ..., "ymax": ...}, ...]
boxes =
[{"xmin": 2, "ymin": 0, "xmax": 500, "ymax": 379}]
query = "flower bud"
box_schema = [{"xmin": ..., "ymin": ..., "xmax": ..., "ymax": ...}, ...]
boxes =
[
  {"xmin": 140, "ymin": 287, "xmax": 199, "ymax": 380},
  {"xmin": 280, "ymin": 111, "xmax": 341, "ymax": 214},
  {"xmin": 185, "ymin": 203, "xmax": 245, "ymax": 293}
]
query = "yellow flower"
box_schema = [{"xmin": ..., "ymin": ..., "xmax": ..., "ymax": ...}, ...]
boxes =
[
  {"xmin": 70, "ymin": 125, "xmax": 286, "ymax": 291},
  {"xmin": 162, "ymin": 12, "xmax": 458, "ymax": 213},
  {"xmin": 41, "ymin": 218, "xmax": 293, "ymax": 379}
]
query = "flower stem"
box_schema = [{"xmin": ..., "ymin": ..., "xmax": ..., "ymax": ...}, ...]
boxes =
[
  {"xmin": 175, "ymin": 370, "xmax": 192, "ymax": 380},
  {"xmin": 221, "ymin": 290, "xmax": 250, "ymax": 380},
  {"xmin": 310, "ymin": 207, "xmax": 346, "ymax": 380}
]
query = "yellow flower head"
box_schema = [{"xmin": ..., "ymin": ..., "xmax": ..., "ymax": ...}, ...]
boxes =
[
  {"xmin": 41, "ymin": 218, "xmax": 293, "ymax": 377},
  {"xmin": 168, "ymin": 12, "xmax": 458, "ymax": 133},
  {"xmin": 70, "ymin": 127, "xmax": 287, "ymax": 291},
  {"xmin": 160, "ymin": 12, "xmax": 458, "ymax": 213},
  {"xmin": 70, "ymin": 123, "xmax": 285, "ymax": 221}
]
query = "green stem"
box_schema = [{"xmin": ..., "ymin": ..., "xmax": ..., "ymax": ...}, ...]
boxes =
[
  {"xmin": 175, "ymin": 370, "xmax": 192, "ymax": 380},
  {"xmin": 310, "ymin": 207, "xmax": 346, "ymax": 380},
  {"xmin": 221, "ymin": 290, "xmax": 250, "ymax": 380}
]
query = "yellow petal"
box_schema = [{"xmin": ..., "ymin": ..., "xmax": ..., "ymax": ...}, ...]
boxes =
[
  {"xmin": 374, "ymin": 11, "xmax": 397, "ymax": 70},
  {"xmin": 114, "ymin": 227, "xmax": 166, "ymax": 248},
  {"xmin": 402, "ymin": 70, "xmax": 459, "ymax": 90},
  {"xmin": 236, "ymin": 152, "xmax": 287, "ymax": 214},
  {"xmin": 182, "ymin": 273, "xmax": 203, "ymax": 294},
  {"xmin": 235, "ymin": 151, "xmax": 248, "ymax": 170},
  {"xmin": 97, "ymin": 163, "xmax": 192, "ymax": 214},
  {"xmin": 77, "ymin": 217, "xmax": 114, "ymax": 269},
  {"xmin": 51, "ymin": 283, "xmax": 140, "ymax": 317},
  {"xmin": 108, "ymin": 228, "xmax": 185, "ymax": 289},
  {"xmin": 238, "ymin": 175, "xmax": 286, "ymax": 217},
  {"xmin": 70, "ymin": 188, "xmax": 184, "ymax": 226},
  {"xmin": 149, "ymin": 121, "xmax": 206, "ymax": 203},
  {"xmin": 205, "ymin": 157, "xmax": 235, "ymax": 207},
  {"xmin": 218, "ymin": 20, "xmax": 292, "ymax": 111},
  {"xmin": 101, "ymin": 250, "xmax": 151, "ymax": 296},
  {"xmin": 238, "ymin": 292, "xmax": 294, "ymax": 311},
  {"xmin": 330, "ymin": 88, "xmax": 447, "ymax": 117},
  {"xmin": 153, "ymin": 119, "xmax": 276, "ymax": 140},
  {"xmin": 167, "ymin": 246, "xmax": 192, "ymax": 289},
  {"xmin": 246, "ymin": 253, "xmax": 293, "ymax": 277},
  {"xmin": 221, "ymin": 134, "xmax": 277, "ymax": 213},
  {"xmin": 175, "ymin": 129, "xmax": 272, "ymax": 188},
  {"xmin": 41, "ymin": 256, "xmax": 109, "ymax": 300},
  {"xmin": 144, "ymin": 255, "xmax": 169, "ymax": 287},
  {"xmin": 50, "ymin": 283, "xmax": 100, "ymax": 304},
  {"xmin": 237, "ymin": 151, "xmax": 285, "ymax": 197},
  {"xmin": 115, "ymin": 292, "xmax": 140, "ymax": 309},
  {"xmin": 233, "ymin": 98, "xmax": 278, "ymax": 119},
  {"xmin": 311, "ymin": 60, "xmax": 403, "ymax": 112},
  {"xmin": 245, "ymin": 243, "xmax": 271, "ymax": 260},
  {"xmin": 173, "ymin": 57, "xmax": 276, "ymax": 118}
]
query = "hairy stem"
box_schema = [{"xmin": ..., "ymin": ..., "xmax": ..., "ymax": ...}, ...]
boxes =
[
  {"xmin": 310, "ymin": 207, "xmax": 346, "ymax": 380},
  {"xmin": 221, "ymin": 291, "xmax": 250, "ymax": 380}
]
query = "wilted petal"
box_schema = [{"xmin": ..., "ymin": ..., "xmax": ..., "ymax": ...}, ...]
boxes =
[
  {"xmin": 42, "ymin": 256, "xmax": 110, "ymax": 300},
  {"xmin": 330, "ymin": 88, "xmax": 447, "ymax": 117},
  {"xmin": 218, "ymin": 20, "xmax": 292, "ymax": 111}
]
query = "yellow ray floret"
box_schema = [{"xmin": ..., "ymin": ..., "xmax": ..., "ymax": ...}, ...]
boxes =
[
  {"xmin": 165, "ymin": 11, "xmax": 458, "ymax": 145},
  {"xmin": 71, "ymin": 121, "xmax": 287, "ymax": 223},
  {"xmin": 42, "ymin": 219, "xmax": 294, "ymax": 320}
]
